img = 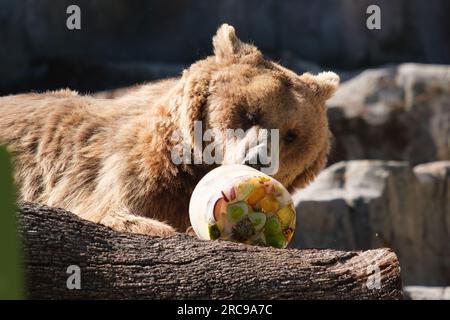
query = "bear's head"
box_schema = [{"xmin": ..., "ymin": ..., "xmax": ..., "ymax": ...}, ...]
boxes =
[{"xmin": 177, "ymin": 24, "xmax": 339, "ymax": 191}]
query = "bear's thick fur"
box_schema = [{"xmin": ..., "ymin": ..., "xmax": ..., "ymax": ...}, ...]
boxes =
[{"xmin": 0, "ymin": 24, "xmax": 339, "ymax": 236}]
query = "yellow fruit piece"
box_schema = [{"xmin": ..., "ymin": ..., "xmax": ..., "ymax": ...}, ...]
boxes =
[
  {"xmin": 247, "ymin": 186, "xmax": 266, "ymax": 206},
  {"xmin": 235, "ymin": 182, "xmax": 254, "ymax": 200},
  {"xmin": 258, "ymin": 176, "xmax": 271, "ymax": 183},
  {"xmin": 259, "ymin": 195, "xmax": 280, "ymax": 213},
  {"xmin": 276, "ymin": 206, "xmax": 295, "ymax": 228},
  {"xmin": 249, "ymin": 176, "xmax": 261, "ymax": 184}
]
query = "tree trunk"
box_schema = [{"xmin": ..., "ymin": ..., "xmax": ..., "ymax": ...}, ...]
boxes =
[{"xmin": 18, "ymin": 202, "xmax": 403, "ymax": 299}]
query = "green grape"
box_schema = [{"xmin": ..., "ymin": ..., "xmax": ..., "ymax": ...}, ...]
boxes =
[
  {"xmin": 248, "ymin": 211, "xmax": 266, "ymax": 231},
  {"xmin": 264, "ymin": 216, "xmax": 282, "ymax": 235},
  {"xmin": 227, "ymin": 201, "xmax": 249, "ymax": 221}
]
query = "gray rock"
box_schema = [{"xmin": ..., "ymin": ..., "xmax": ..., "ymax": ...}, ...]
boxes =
[
  {"xmin": 404, "ymin": 286, "xmax": 450, "ymax": 300},
  {"xmin": 293, "ymin": 160, "xmax": 450, "ymax": 285},
  {"xmin": 328, "ymin": 63, "xmax": 450, "ymax": 165}
]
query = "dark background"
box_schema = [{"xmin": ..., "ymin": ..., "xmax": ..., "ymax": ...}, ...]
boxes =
[{"xmin": 1, "ymin": 0, "xmax": 449, "ymax": 95}]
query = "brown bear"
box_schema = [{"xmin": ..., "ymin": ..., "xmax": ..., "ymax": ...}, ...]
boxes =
[{"xmin": 0, "ymin": 24, "xmax": 339, "ymax": 236}]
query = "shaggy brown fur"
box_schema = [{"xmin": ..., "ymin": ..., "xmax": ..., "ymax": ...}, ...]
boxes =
[{"xmin": 0, "ymin": 24, "xmax": 339, "ymax": 236}]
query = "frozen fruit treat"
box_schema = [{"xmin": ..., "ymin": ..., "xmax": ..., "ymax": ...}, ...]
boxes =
[{"xmin": 189, "ymin": 165, "xmax": 296, "ymax": 248}]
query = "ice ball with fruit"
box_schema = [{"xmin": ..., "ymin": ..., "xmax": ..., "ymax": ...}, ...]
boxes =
[{"xmin": 189, "ymin": 165, "xmax": 296, "ymax": 248}]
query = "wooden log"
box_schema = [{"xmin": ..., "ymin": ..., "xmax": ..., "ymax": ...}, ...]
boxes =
[{"xmin": 18, "ymin": 202, "xmax": 403, "ymax": 299}]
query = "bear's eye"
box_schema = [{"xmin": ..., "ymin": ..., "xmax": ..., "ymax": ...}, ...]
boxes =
[
  {"xmin": 246, "ymin": 112, "xmax": 260, "ymax": 125},
  {"xmin": 241, "ymin": 110, "xmax": 261, "ymax": 130},
  {"xmin": 284, "ymin": 130, "xmax": 297, "ymax": 144}
]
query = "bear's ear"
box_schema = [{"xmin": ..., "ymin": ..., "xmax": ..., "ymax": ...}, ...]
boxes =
[
  {"xmin": 300, "ymin": 71, "xmax": 340, "ymax": 101},
  {"xmin": 213, "ymin": 24, "xmax": 261, "ymax": 64},
  {"xmin": 213, "ymin": 24, "xmax": 240, "ymax": 61}
]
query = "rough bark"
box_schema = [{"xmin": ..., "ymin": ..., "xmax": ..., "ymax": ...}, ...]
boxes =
[{"xmin": 18, "ymin": 202, "xmax": 403, "ymax": 299}]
